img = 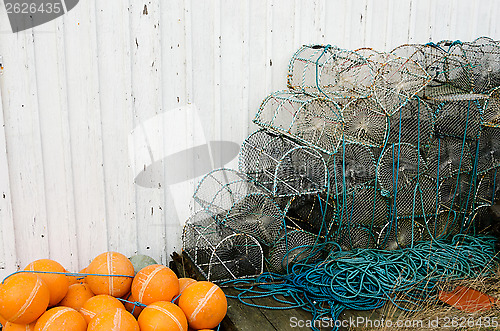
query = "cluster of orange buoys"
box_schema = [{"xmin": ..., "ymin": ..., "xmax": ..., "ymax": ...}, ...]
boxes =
[{"xmin": 0, "ymin": 252, "xmax": 226, "ymax": 331}]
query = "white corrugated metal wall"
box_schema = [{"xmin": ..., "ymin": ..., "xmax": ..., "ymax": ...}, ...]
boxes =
[{"xmin": 0, "ymin": 0, "xmax": 499, "ymax": 279}]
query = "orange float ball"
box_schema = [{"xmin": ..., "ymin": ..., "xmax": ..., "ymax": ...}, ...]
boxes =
[
  {"xmin": 175, "ymin": 278, "xmax": 197, "ymax": 304},
  {"xmin": 24, "ymin": 259, "xmax": 69, "ymax": 306},
  {"xmin": 80, "ymin": 294, "xmax": 126, "ymax": 324},
  {"xmin": 86, "ymin": 252, "xmax": 134, "ymax": 297},
  {"xmin": 66, "ymin": 268, "xmax": 87, "ymax": 286},
  {"xmin": 178, "ymin": 281, "xmax": 227, "ymax": 330},
  {"xmin": 0, "ymin": 313, "xmax": 7, "ymax": 326},
  {"xmin": 0, "ymin": 273, "xmax": 50, "ymax": 324},
  {"xmin": 131, "ymin": 264, "xmax": 179, "ymax": 305},
  {"xmin": 138, "ymin": 301, "xmax": 188, "ymax": 331},
  {"xmin": 58, "ymin": 283, "xmax": 94, "ymax": 312},
  {"xmin": 122, "ymin": 292, "xmax": 144, "ymax": 318},
  {"xmin": 87, "ymin": 308, "xmax": 139, "ymax": 331},
  {"xmin": 3, "ymin": 321, "xmax": 36, "ymax": 331},
  {"xmin": 33, "ymin": 307, "xmax": 86, "ymax": 331}
]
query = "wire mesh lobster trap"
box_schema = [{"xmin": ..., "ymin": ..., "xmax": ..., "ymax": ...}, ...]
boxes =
[
  {"xmin": 421, "ymin": 209, "xmax": 463, "ymax": 241},
  {"xmin": 433, "ymin": 98, "xmax": 484, "ymax": 140},
  {"xmin": 193, "ymin": 168, "xmax": 286, "ymax": 246},
  {"xmin": 386, "ymin": 97, "xmax": 434, "ymax": 148},
  {"xmin": 448, "ymin": 37, "xmax": 500, "ymax": 94},
  {"xmin": 377, "ymin": 143, "xmax": 427, "ymax": 195},
  {"xmin": 372, "ymin": 56, "xmax": 431, "ymax": 116},
  {"xmin": 342, "ymin": 97, "xmax": 388, "ymax": 147},
  {"xmin": 239, "ymin": 129, "xmax": 328, "ymax": 197},
  {"xmin": 336, "ymin": 185, "xmax": 388, "ymax": 228},
  {"xmin": 287, "ymin": 44, "xmax": 375, "ymax": 101},
  {"xmin": 183, "ymin": 210, "xmax": 264, "ymax": 282},
  {"xmin": 327, "ymin": 142, "xmax": 377, "ymax": 196},
  {"xmin": 425, "ymin": 137, "xmax": 473, "ymax": 180},
  {"xmin": 391, "ymin": 175, "xmax": 439, "ymax": 219},
  {"xmin": 476, "ymin": 126, "xmax": 500, "ymax": 174},
  {"xmin": 284, "ymin": 193, "xmax": 337, "ymax": 238},
  {"xmin": 378, "ymin": 218, "xmax": 425, "ymax": 250},
  {"xmin": 254, "ymin": 90, "xmax": 344, "ymax": 155},
  {"xmin": 474, "ymin": 169, "xmax": 500, "ymax": 208},
  {"xmin": 438, "ymin": 172, "xmax": 477, "ymax": 213},
  {"xmin": 337, "ymin": 222, "xmax": 379, "ymax": 250},
  {"xmin": 484, "ymin": 86, "xmax": 500, "ymax": 127},
  {"xmin": 267, "ymin": 228, "xmax": 324, "ymax": 274}
]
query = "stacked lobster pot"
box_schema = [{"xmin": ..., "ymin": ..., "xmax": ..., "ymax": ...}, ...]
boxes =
[{"xmin": 183, "ymin": 37, "xmax": 500, "ymax": 280}]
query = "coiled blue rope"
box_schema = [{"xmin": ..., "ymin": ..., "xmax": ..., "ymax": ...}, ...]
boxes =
[{"xmin": 221, "ymin": 234, "xmax": 497, "ymax": 331}]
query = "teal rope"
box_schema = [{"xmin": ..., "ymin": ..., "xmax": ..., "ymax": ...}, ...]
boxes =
[
  {"xmin": 2, "ymin": 270, "xmax": 135, "ymax": 284},
  {"xmin": 222, "ymin": 235, "xmax": 497, "ymax": 331}
]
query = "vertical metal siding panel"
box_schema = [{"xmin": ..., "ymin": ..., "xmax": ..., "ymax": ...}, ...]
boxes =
[
  {"xmin": 449, "ymin": 0, "xmax": 475, "ymax": 40},
  {"xmin": 364, "ymin": 0, "xmax": 390, "ymax": 50},
  {"xmin": 390, "ymin": 0, "xmax": 412, "ymax": 49},
  {"xmin": 129, "ymin": 0, "xmax": 166, "ymax": 262},
  {"xmin": 0, "ymin": 24, "xmax": 50, "ymax": 268},
  {"xmin": 62, "ymin": 1, "xmax": 108, "ymax": 266},
  {"xmin": 347, "ymin": 0, "xmax": 368, "ymax": 50},
  {"xmin": 409, "ymin": 0, "xmax": 433, "ymax": 44},
  {"xmin": 95, "ymin": 0, "xmax": 136, "ymax": 259},
  {"xmin": 270, "ymin": 0, "xmax": 295, "ymax": 91},
  {"xmin": 159, "ymin": 0, "xmax": 191, "ymax": 256},
  {"xmin": 323, "ymin": 0, "xmax": 348, "ymax": 47},
  {"xmin": 32, "ymin": 19, "xmax": 78, "ymax": 270},
  {"xmin": 247, "ymin": 1, "xmax": 270, "ymax": 130},
  {"xmin": 220, "ymin": 1, "xmax": 247, "ymax": 147},
  {"xmin": 0, "ymin": 89, "xmax": 17, "ymax": 280}
]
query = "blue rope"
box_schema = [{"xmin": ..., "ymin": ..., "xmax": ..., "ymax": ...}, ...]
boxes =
[{"xmin": 221, "ymin": 235, "xmax": 497, "ymax": 331}]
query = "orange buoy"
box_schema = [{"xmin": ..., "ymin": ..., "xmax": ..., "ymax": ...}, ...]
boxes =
[
  {"xmin": 138, "ymin": 301, "xmax": 188, "ymax": 331},
  {"xmin": 178, "ymin": 281, "xmax": 227, "ymax": 330},
  {"xmin": 122, "ymin": 292, "xmax": 144, "ymax": 318},
  {"xmin": 3, "ymin": 321, "xmax": 36, "ymax": 330},
  {"xmin": 80, "ymin": 294, "xmax": 126, "ymax": 324},
  {"xmin": 131, "ymin": 264, "xmax": 179, "ymax": 305},
  {"xmin": 24, "ymin": 259, "xmax": 69, "ymax": 306},
  {"xmin": 66, "ymin": 268, "xmax": 87, "ymax": 286},
  {"xmin": 86, "ymin": 252, "xmax": 134, "ymax": 297},
  {"xmin": 0, "ymin": 313, "xmax": 7, "ymax": 326},
  {"xmin": 58, "ymin": 283, "xmax": 94, "ymax": 312},
  {"xmin": 0, "ymin": 273, "xmax": 50, "ymax": 324},
  {"xmin": 33, "ymin": 307, "xmax": 86, "ymax": 331},
  {"xmin": 87, "ymin": 308, "xmax": 139, "ymax": 331},
  {"xmin": 175, "ymin": 278, "xmax": 197, "ymax": 304}
]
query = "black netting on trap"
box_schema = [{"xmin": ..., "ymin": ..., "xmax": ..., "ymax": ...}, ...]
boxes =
[
  {"xmin": 377, "ymin": 143, "xmax": 427, "ymax": 195},
  {"xmin": 438, "ymin": 172, "xmax": 477, "ymax": 213},
  {"xmin": 421, "ymin": 210, "xmax": 463, "ymax": 241},
  {"xmin": 391, "ymin": 175, "xmax": 439, "ymax": 219},
  {"xmin": 239, "ymin": 129, "xmax": 328, "ymax": 197},
  {"xmin": 287, "ymin": 45, "xmax": 374, "ymax": 101},
  {"xmin": 284, "ymin": 194, "xmax": 337, "ymax": 238},
  {"xmin": 451, "ymin": 38, "xmax": 500, "ymax": 94},
  {"xmin": 386, "ymin": 97, "xmax": 434, "ymax": 148},
  {"xmin": 337, "ymin": 186, "xmax": 388, "ymax": 227},
  {"xmin": 476, "ymin": 126, "xmax": 500, "ymax": 174},
  {"xmin": 327, "ymin": 142, "xmax": 376, "ymax": 195},
  {"xmin": 193, "ymin": 168, "xmax": 286, "ymax": 245},
  {"xmin": 337, "ymin": 222, "xmax": 379, "ymax": 251},
  {"xmin": 342, "ymin": 97, "xmax": 388, "ymax": 147},
  {"xmin": 182, "ymin": 210, "xmax": 264, "ymax": 282},
  {"xmin": 474, "ymin": 169, "xmax": 500, "ymax": 208},
  {"xmin": 433, "ymin": 98, "xmax": 484, "ymax": 140},
  {"xmin": 268, "ymin": 229, "xmax": 324, "ymax": 273},
  {"xmin": 378, "ymin": 218, "xmax": 424, "ymax": 250},
  {"xmin": 425, "ymin": 137, "xmax": 473, "ymax": 180},
  {"xmin": 254, "ymin": 90, "xmax": 343, "ymax": 154},
  {"xmin": 484, "ymin": 87, "xmax": 500, "ymax": 127},
  {"xmin": 372, "ymin": 56, "xmax": 431, "ymax": 116}
]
